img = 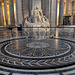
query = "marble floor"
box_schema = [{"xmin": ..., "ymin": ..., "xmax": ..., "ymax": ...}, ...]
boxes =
[{"xmin": 0, "ymin": 27, "xmax": 75, "ymax": 75}]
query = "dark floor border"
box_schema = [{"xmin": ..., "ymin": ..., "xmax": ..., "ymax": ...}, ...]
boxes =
[{"xmin": 0, "ymin": 60, "xmax": 75, "ymax": 70}]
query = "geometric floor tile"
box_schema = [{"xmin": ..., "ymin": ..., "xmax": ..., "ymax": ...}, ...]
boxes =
[
  {"xmin": 0, "ymin": 27, "xmax": 75, "ymax": 75},
  {"xmin": 0, "ymin": 37, "xmax": 75, "ymax": 69}
]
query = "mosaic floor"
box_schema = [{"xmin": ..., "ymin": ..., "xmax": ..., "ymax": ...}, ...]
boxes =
[
  {"xmin": 0, "ymin": 27, "xmax": 75, "ymax": 75},
  {"xmin": 0, "ymin": 36, "xmax": 75, "ymax": 69}
]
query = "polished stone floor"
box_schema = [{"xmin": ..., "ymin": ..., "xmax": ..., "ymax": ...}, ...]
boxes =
[{"xmin": 0, "ymin": 27, "xmax": 75, "ymax": 75}]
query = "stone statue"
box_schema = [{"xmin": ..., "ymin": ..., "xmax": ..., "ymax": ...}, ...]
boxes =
[
  {"xmin": 25, "ymin": 7, "xmax": 49, "ymax": 24},
  {"xmin": 33, "ymin": 7, "xmax": 42, "ymax": 23}
]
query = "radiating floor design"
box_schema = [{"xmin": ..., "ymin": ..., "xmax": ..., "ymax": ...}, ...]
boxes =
[{"xmin": 0, "ymin": 27, "xmax": 75, "ymax": 75}]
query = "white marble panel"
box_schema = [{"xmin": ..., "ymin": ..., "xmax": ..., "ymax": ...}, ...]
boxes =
[
  {"xmin": 0, "ymin": 70, "xmax": 10, "ymax": 75},
  {"xmin": 63, "ymin": 70, "xmax": 75, "ymax": 75}
]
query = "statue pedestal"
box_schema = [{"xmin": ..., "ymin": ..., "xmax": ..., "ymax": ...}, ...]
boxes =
[
  {"xmin": 24, "ymin": 7, "xmax": 50, "ymax": 40},
  {"xmin": 24, "ymin": 22, "xmax": 50, "ymax": 40}
]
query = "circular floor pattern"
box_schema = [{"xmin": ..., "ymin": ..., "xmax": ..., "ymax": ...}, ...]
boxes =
[
  {"xmin": 4, "ymin": 38, "xmax": 72, "ymax": 59},
  {"xmin": 26, "ymin": 42, "xmax": 49, "ymax": 48},
  {"xmin": 0, "ymin": 37, "xmax": 75, "ymax": 69}
]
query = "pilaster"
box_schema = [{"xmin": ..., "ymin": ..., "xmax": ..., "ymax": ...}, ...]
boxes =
[
  {"xmin": 9, "ymin": 0, "xmax": 15, "ymax": 25},
  {"xmin": 66, "ymin": 0, "xmax": 69, "ymax": 15},
  {"xmin": 4, "ymin": 0, "xmax": 8, "ymax": 25},
  {"xmin": 51, "ymin": 0, "xmax": 57, "ymax": 26},
  {"xmin": 15, "ymin": 0, "xmax": 23, "ymax": 26},
  {"xmin": 59, "ymin": 0, "xmax": 64, "ymax": 25}
]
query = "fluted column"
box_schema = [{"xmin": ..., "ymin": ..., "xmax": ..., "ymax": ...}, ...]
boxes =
[
  {"xmin": 41, "ymin": 0, "xmax": 51, "ymax": 20},
  {"xmin": 41, "ymin": 0, "xmax": 46, "ymax": 15},
  {"xmin": 22, "ymin": 0, "xmax": 29, "ymax": 18},
  {"xmin": 44, "ymin": 0, "xmax": 50, "ymax": 19},
  {"xmin": 0, "ymin": 7, "xmax": 2, "ymax": 25},
  {"xmin": 4, "ymin": 0, "xmax": 8, "ymax": 25},
  {"xmin": 9, "ymin": 0, "xmax": 15, "ymax": 25},
  {"xmin": 73, "ymin": 1, "xmax": 75, "ymax": 25},
  {"xmin": 15, "ymin": 0, "xmax": 23, "ymax": 25},
  {"xmin": 51, "ymin": 0, "xmax": 57, "ymax": 27},
  {"xmin": 29, "ymin": 0, "xmax": 32, "ymax": 16},
  {"xmin": 49, "ymin": 0, "xmax": 52, "ymax": 25},
  {"xmin": 73, "ymin": 1, "xmax": 75, "ymax": 15},
  {"xmin": 66, "ymin": 0, "xmax": 69, "ymax": 15},
  {"xmin": 59, "ymin": 0, "xmax": 64, "ymax": 25}
]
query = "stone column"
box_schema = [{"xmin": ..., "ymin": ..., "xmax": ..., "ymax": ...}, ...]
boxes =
[
  {"xmin": 59, "ymin": 0, "xmax": 64, "ymax": 25},
  {"xmin": 15, "ymin": 0, "xmax": 23, "ymax": 26},
  {"xmin": 41, "ymin": 0, "xmax": 45, "ymax": 15},
  {"xmin": 41, "ymin": 0, "xmax": 51, "ymax": 20},
  {"xmin": 42, "ymin": 0, "xmax": 52, "ymax": 24},
  {"xmin": 51, "ymin": 0, "xmax": 57, "ymax": 27},
  {"xmin": 29, "ymin": 0, "xmax": 32, "ymax": 16},
  {"xmin": 73, "ymin": 1, "xmax": 75, "ymax": 15},
  {"xmin": 22, "ymin": 0, "xmax": 29, "ymax": 18},
  {"xmin": 66, "ymin": 0, "xmax": 69, "ymax": 15},
  {"xmin": 4, "ymin": 0, "xmax": 8, "ymax": 25},
  {"xmin": 9, "ymin": 0, "xmax": 15, "ymax": 25},
  {"xmin": 0, "ymin": 7, "xmax": 2, "ymax": 25},
  {"xmin": 71, "ymin": 2, "xmax": 74, "ymax": 15},
  {"xmin": 44, "ymin": 0, "xmax": 50, "ymax": 19},
  {"xmin": 49, "ymin": 0, "xmax": 52, "ymax": 24},
  {"xmin": 22, "ymin": 0, "xmax": 29, "ymax": 26}
]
